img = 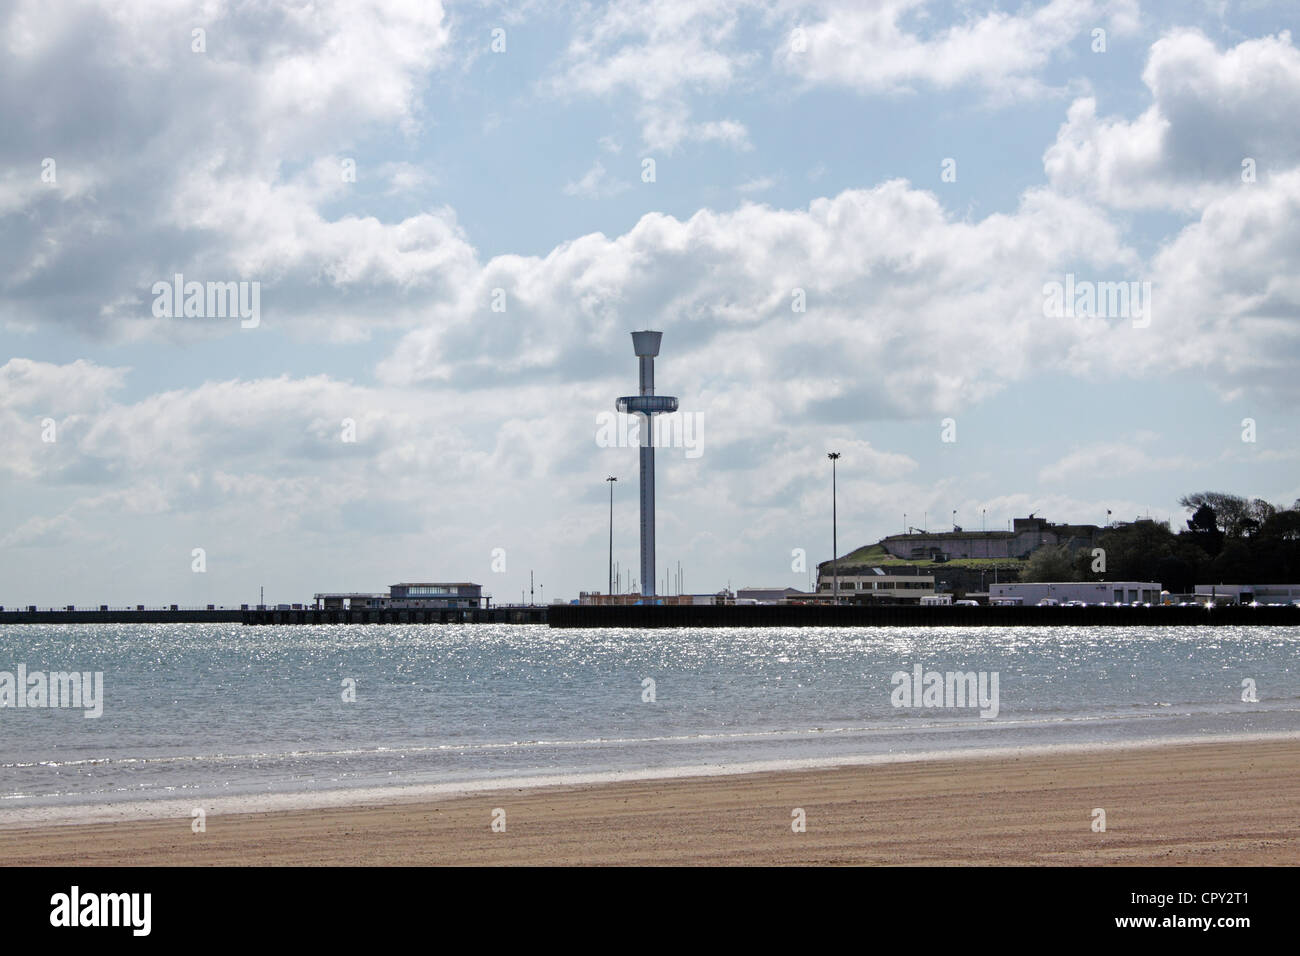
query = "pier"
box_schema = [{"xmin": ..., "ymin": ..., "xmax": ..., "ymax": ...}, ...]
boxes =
[
  {"xmin": 244, "ymin": 606, "xmax": 547, "ymax": 625},
  {"xmin": 0, "ymin": 606, "xmax": 548, "ymax": 625},
  {"xmin": 0, "ymin": 607, "xmax": 243, "ymax": 624}
]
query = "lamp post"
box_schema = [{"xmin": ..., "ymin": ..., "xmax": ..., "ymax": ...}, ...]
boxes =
[
  {"xmin": 828, "ymin": 452, "xmax": 841, "ymax": 605},
  {"xmin": 606, "ymin": 476, "xmax": 617, "ymax": 600}
]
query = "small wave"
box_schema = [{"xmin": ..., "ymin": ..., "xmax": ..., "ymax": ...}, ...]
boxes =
[{"xmin": 9, "ymin": 704, "xmax": 1300, "ymax": 771}]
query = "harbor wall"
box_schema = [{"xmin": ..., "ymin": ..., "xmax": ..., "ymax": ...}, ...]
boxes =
[
  {"xmin": 548, "ymin": 603, "xmax": 1300, "ymax": 628},
  {"xmin": 0, "ymin": 607, "xmax": 547, "ymax": 625}
]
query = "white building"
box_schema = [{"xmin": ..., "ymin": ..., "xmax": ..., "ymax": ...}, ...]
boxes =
[
  {"xmin": 1194, "ymin": 584, "xmax": 1300, "ymax": 605},
  {"xmin": 989, "ymin": 581, "xmax": 1162, "ymax": 605}
]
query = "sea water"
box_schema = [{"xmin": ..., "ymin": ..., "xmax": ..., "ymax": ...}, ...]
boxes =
[{"xmin": 1, "ymin": 623, "xmax": 1297, "ymax": 810}]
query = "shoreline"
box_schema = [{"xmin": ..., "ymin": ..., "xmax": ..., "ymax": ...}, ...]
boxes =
[
  {"xmin": 4, "ymin": 729, "xmax": 1296, "ymax": 830},
  {"xmin": 3, "ymin": 734, "xmax": 1298, "ymax": 865}
]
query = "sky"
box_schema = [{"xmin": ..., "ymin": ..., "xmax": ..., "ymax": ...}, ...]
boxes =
[{"xmin": 2, "ymin": 0, "xmax": 1299, "ymax": 606}]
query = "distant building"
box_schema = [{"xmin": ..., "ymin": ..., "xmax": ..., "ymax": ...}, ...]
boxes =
[
  {"xmin": 312, "ymin": 592, "xmax": 388, "ymax": 610},
  {"xmin": 816, "ymin": 567, "xmax": 937, "ymax": 604},
  {"xmin": 735, "ymin": 587, "xmax": 805, "ymax": 604},
  {"xmin": 314, "ymin": 583, "xmax": 484, "ymax": 610},
  {"xmin": 989, "ymin": 581, "xmax": 1161, "ymax": 605},
  {"xmin": 578, "ymin": 591, "xmax": 727, "ymax": 606},
  {"xmin": 1193, "ymin": 584, "xmax": 1300, "ymax": 605}
]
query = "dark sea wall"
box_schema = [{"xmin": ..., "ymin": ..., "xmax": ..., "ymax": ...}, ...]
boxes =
[
  {"xmin": 0, "ymin": 607, "xmax": 548, "ymax": 625},
  {"xmin": 0, "ymin": 609, "xmax": 243, "ymax": 624},
  {"xmin": 548, "ymin": 603, "xmax": 1300, "ymax": 628}
]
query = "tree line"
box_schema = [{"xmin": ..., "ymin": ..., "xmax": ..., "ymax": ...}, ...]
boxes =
[{"xmin": 1021, "ymin": 492, "xmax": 1300, "ymax": 591}]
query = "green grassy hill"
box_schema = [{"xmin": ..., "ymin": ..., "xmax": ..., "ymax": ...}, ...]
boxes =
[{"xmin": 826, "ymin": 543, "xmax": 1026, "ymax": 570}]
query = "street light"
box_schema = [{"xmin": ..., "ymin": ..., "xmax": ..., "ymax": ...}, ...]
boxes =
[
  {"xmin": 828, "ymin": 452, "xmax": 841, "ymax": 605},
  {"xmin": 606, "ymin": 476, "xmax": 617, "ymax": 601}
]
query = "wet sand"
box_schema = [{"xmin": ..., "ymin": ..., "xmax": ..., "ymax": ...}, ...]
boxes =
[{"xmin": 2, "ymin": 738, "xmax": 1296, "ymax": 865}]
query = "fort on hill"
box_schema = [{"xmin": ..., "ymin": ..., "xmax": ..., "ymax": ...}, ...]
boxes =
[
  {"xmin": 880, "ymin": 515, "xmax": 1101, "ymax": 563},
  {"xmin": 817, "ymin": 515, "xmax": 1103, "ymax": 599}
]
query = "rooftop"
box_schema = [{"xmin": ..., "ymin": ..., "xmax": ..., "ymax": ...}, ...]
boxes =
[{"xmin": 391, "ymin": 582, "xmax": 481, "ymax": 588}]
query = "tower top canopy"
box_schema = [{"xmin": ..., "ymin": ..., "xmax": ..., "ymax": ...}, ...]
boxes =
[{"xmin": 631, "ymin": 330, "xmax": 662, "ymax": 356}]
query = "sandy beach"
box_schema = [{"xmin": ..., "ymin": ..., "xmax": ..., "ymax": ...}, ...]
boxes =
[{"xmin": 1, "ymin": 737, "xmax": 1297, "ymax": 865}]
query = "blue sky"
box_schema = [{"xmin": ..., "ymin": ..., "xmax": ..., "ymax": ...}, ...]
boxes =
[{"xmin": 2, "ymin": 0, "xmax": 1299, "ymax": 605}]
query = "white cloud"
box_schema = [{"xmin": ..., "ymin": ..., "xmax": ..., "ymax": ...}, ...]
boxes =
[
  {"xmin": 0, "ymin": 358, "xmax": 126, "ymax": 412},
  {"xmin": 563, "ymin": 160, "xmax": 631, "ymax": 199},
  {"xmin": 778, "ymin": 0, "xmax": 1132, "ymax": 100},
  {"xmin": 1033, "ymin": 30, "xmax": 1300, "ymax": 397},
  {"xmin": 692, "ymin": 117, "xmax": 752, "ymax": 150},
  {"xmin": 0, "ymin": 514, "xmax": 79, "ymax": 549},
  {"xmin": 1140, "ymin": 169, "xmax": 1300, "ymax": 393},
  {"xmin": 378, "ymin": 182, "xmax": 1139, "ymax": 419},
  {"xmin": 635, "ymin": 103, "xmax": 752, "ymax": 153},
  {"xmin": 1044, "ymin": 29, "xmax": 1300, "ymax": 209},
  {"xmin": 379, "ymin": 161, "xmax": 439, "ymax": 195},
  {"xmin": 0, "ymin": 0, "xmax": 459, "ymax": 340},
  {"xmin": 0, "ymin": 359, "xmax": 129, "ymax": 480},
  {"xmin": 1038, "ymin": 440, "xmax": 1193, "ymax": 484},
  {"xmin": 544, "ymin": 0, "xmax": 756, "ymax": 151},
  {"xmin": 543, "ymin": 0, "xmax": 1126, "ymax": 151},
  {"xmin": 551, "ymin": 0, "xmax": 751, "ymax": 101}
]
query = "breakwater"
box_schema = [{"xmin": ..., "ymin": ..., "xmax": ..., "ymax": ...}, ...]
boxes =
[
  {"xmin": 6, "ymin": 604, "xmax": 1297, "ymax": 628},
  {"xmin": 0, "ymin": 608, "xmax": 243, "ymax": 624},
  {"xmin": 0, "ymin": 606, "xmax": 547, "ymax": 625},
  {"xmin": 547, "ymin": 603, "xmax": 1300, "ymax": 628}
]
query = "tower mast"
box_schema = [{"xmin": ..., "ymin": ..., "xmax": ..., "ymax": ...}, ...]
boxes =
[{"xmin": 616, "ymin": 331, "xmax": 678, "ymax": 601}]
